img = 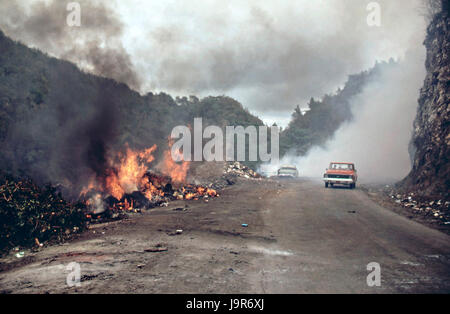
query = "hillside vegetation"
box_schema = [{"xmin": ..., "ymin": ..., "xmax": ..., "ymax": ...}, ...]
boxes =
[{"xmin": 0, "ymin": 29, "xmax": 265, "ymax": 189}]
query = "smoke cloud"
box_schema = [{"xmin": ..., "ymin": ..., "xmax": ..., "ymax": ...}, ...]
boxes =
[
  {"xmin": 0, "ymin": 0, "xmax": 427, "ymax": 123},
  {"xmin": 2, "ymin": 84, "xmax": 120, "ymax": 198},
  {"xmin": 0, "ymin": 0, "xmax": 140, "ymax": 90},
  {"xmin": 261, "ymin": 48, "xmax": 426, "ymax": 183},
  {"xmin": 120, "ymin": 0, "xmax": 427, "ymax": 123}
]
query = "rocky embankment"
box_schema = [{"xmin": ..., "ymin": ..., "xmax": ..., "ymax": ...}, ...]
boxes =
[{"xmin": 402, "ymin": 6, "xmax": 449, "ymax": 199}]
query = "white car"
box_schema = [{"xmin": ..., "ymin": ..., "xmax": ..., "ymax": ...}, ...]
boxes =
[{"xmin": 277, "ymin": 165, "xmax": 299, "ymax": 178}]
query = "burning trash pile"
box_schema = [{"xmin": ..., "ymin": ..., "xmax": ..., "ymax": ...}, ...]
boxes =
[
  {"xmin": 224, "ymin": 162, "xmax": 262, "ymax": 179},
  {"xmin": 79, "ymin": 143, "xmax": 219, "ymax": 220},
  {"xmin": 0, "ymin": 140, "xmax": 222, "ymax": 255},
  {"xmin": 389, "ymin": 192, "xmax": 450, "ymax": 225},
  {"xmin": 0, "ymin": 176, "xmax": 87, "ymax": 256}
]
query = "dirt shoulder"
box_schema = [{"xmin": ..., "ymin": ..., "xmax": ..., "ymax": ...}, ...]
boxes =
[
  {"xmin": 360, "ymin": 184, "xmax": 450, "ymax": 236},
  {"xmin": 0, "ymin": 178, "xmax": 277, "ymax": 294}
]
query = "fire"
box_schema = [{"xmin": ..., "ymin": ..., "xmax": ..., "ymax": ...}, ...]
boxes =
[
  {"xmin": 104, "ymin": 145, "xmax": 157, "ymax": 200},
  {"xmin": 207, "ymin": 188, "xmax": 217, "ymax": 197},
  {"xmin": 184, "ymin": 193, "xmax": 196, "ymax": 200},
  {"xmin": 159, "ymin": 138, "xmax": 189, "ymax": 184},
  {"xmin": 80, "ymin": 144, "xmax": 158, "ymax": 203},
  {"xmin": 79, "ymin": 139, "xmax": 218, "ymax": 216}
]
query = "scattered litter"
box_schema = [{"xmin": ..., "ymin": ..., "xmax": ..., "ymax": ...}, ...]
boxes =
[
  {"xmin": 347, "ymin": 210, "xmax": 356, "ymax": 214},
  {"xmin": 386, "ymin": 190, "xmax": 450, "ymax": 224},
  {"xmin": 15, "ymin": 251, "xmax": 25, "ymax": 258},
  {"xmin": 167, "ymin": 229, "xmax": 183, "ymax": 236},
  {"xmin": 224, "ymin": 162, "xmax": 261, "ymax": 179}
]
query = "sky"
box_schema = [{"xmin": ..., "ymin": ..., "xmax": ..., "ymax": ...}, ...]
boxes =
[{"xmin": 0, "ymin": 0, "xmax": 428, "ymax": 127}]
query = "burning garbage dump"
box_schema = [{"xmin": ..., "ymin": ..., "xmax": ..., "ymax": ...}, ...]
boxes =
[
  {"xmin": 79, "ymin": 142, "xmax": 219, "ymax": 220},
  {"xmin": 0, "ymin": 140, "xmax": 221, "ymax": 254}
]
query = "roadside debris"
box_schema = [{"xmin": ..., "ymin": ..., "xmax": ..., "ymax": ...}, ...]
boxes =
[
  {"xmin": 168, "ymin": 229, "xmax": 184, "ymax": 236},
  {"xmin": 84, "ymin": 174, "xmax": 220, "ymax": 218},
  {"xmin": 364, "ymin": 184, "xmax": 450, "ymax": 228},
  {"xmin": 224, "ymin": 162, "xmax": 261, "ymax": 179},
  {"xmin": 389, "ymin": 192, "xmax": 450, "ymax": 224},
  {"xmin": 0, "ymin": 175, "xmax": 87, "ymax": 256}
]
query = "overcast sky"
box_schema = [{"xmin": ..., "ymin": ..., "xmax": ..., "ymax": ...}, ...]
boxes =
[{"xmin": 0, "ymin": 0, "xmax": 427, "ymax": 126}]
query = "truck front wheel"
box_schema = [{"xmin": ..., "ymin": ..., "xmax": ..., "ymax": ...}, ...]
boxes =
[{"xmin": 325, "ymin": 182, "xmax": 329, "ymax": 188}]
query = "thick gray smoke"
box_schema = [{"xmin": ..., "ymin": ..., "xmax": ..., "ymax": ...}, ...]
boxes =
[
  {"xmin": 0, "ymin": 0, "xmax": 140, "ymax": 90},
  {"xmin": 121, "ymin": 0, "xmax": 427, "ymax": 123},
  {"xmin": 2, "ymin": 84, "xmax": 120, "ymax": 198},
  {"xmin": 0, "ymin": 0, "xmax": 428, "ymax": 123},
  {"xmin": 260, "ymin": 48, "xmax": 427, "ymax": 183}
]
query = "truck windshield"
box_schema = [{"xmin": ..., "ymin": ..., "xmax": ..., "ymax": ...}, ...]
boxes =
[{"xmin": 330, "ymin": 164, "xmax": 353, "ymax": 170}]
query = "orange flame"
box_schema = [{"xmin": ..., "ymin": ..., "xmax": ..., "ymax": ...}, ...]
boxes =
[
  {"xmin": 104, "ymin": 145, "xmax": 157, "ymax": 200},
  {"xmin": 160, "ymin": 138, "xmax": 190, "ymax": 184},
  {"xmin": 80, "ymin": 144, "xmax": 157, "ymax": 201}
]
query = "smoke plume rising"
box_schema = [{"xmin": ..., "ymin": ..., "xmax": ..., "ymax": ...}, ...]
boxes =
[
  {"xmin": 261, "ymin": 49, "xmax": 426, "ymax": 183},
  {"xmin": 0, "ymin": 0, "xmax": 140, "ymax": 90},
  {"xmin": 0, "ymin": 0, "xmax": 428, "ymax": 123}
]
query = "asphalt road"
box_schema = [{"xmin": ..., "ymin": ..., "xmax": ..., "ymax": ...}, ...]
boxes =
[
  {"xmin": 1, "ymin": 178, "xmax": 449, "ymax": 293},
  {"xmin": 249, "ymin": 178, "xmax": 450, "ymax": 293}
]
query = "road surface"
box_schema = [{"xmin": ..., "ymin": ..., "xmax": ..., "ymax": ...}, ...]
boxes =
[{"xmin": 1, "ymin": 178, "xmax": 449, "ymax": 293}]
